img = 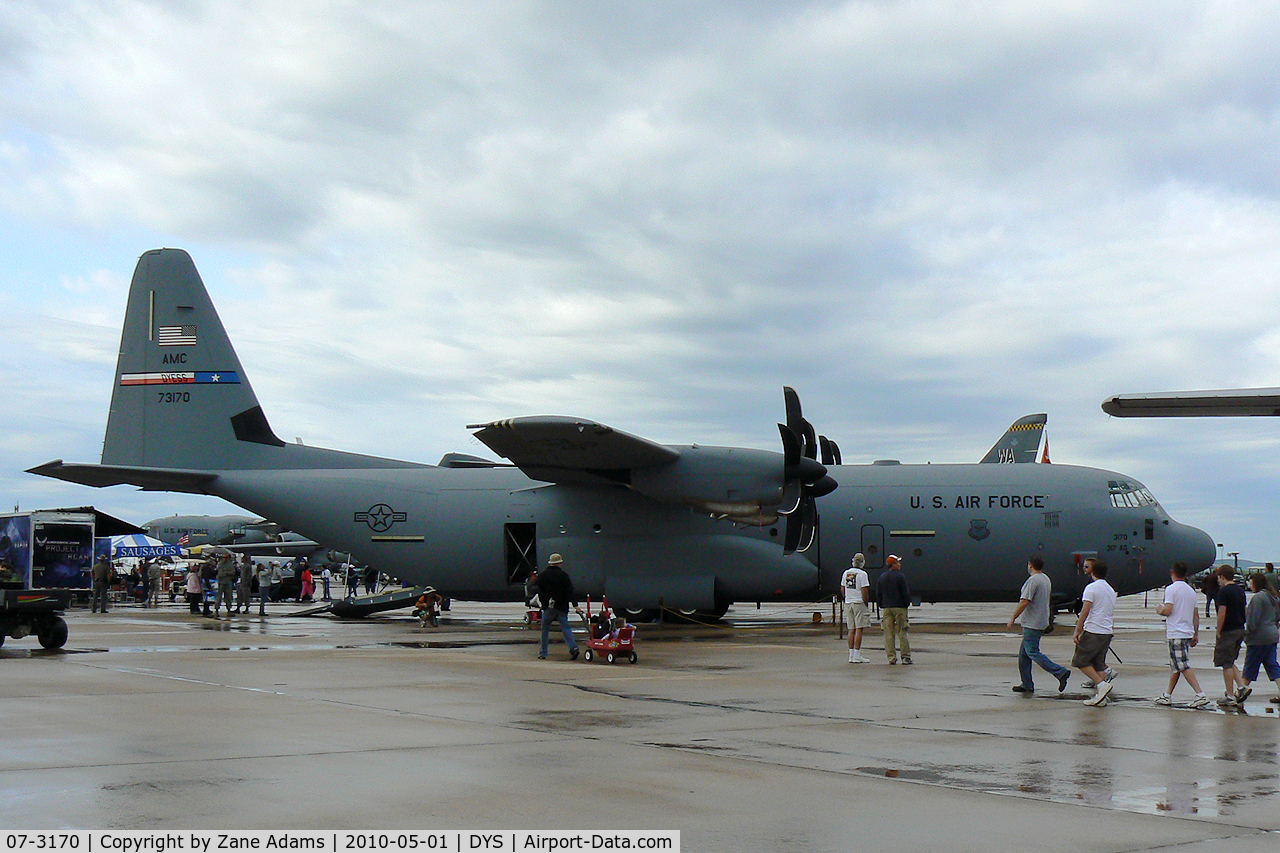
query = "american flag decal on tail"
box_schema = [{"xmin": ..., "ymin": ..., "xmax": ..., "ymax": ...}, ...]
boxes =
[{"xmin": 158, "ymin": 325, "xmax": 197, "ymax": 346}]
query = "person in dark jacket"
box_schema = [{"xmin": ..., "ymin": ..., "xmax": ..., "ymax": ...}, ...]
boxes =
[
  {"xmin": 877, "ymin": 554, "xmax": 912, "ymax": 664},
  {"xmin": 535, "ymin": 553, "xmax": 583, "ymax": 660}
]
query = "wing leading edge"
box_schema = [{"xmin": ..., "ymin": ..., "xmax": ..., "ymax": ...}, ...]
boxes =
[{"xmin": 1102, "ymin": 389, "xmax": 1280, "ymax": 417}]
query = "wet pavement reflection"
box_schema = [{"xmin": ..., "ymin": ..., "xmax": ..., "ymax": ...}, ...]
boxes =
[{"xmin": 3, "ymin": 596, "xmax": 1280, "ymax": 847}]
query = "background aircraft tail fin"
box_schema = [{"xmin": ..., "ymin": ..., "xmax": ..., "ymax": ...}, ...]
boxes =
[
  {"xmin": 101, "ymin": 249, "xmax": 286, "ymax": 471},
  {"xmin": 979, "ymin": 413, "xmax": 1047, "ymax": 464}
]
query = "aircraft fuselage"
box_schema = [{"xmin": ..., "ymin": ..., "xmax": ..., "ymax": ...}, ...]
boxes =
[{"xmin": 209, "ymin": 458, "xmax": 1212, "ymax": 609}]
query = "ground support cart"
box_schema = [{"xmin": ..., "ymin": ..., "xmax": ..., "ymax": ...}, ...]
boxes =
[{"xmin": 0, "ymin": 587, "xmax": 72, "ymax": 649}]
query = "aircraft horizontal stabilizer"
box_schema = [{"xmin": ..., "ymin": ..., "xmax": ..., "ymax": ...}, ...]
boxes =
[
  {"xmin": 25, "ymin": 460, "xmax": 217, "ymax": 493},
  {"xmin": 214, "ymin": 538, "xmax": 321, "ymax": 555}
]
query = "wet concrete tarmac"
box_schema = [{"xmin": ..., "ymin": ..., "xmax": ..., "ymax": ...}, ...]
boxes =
[{"xmin": 3, "ymin": 596, "xmax": 1280, "ymax": 851}]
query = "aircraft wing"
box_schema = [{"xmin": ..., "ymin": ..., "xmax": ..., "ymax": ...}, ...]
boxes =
[
  {"xmin": 468, "ymin": 416, "xmax": 680, "ymax": 485},
  {"xmin": 1102, "ymin": 389, "xmax": 1280, "ymax": 417},
  {"xmin": 209, "ymin": 539, "xmax": 323, "ymax": 557},
  {"xmin": 25, "ymin": 460, "xmax": 217, "ymax": 493}
]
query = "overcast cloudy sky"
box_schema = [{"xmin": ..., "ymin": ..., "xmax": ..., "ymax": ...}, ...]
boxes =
[{"xmin": 2, "ymin": 2, "xmax": 1279, "ymax": 559}]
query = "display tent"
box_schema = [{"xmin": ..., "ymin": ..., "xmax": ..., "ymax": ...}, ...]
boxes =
[{"xmin": 109, "ymin": 533, "xmax": 181, "ymax": 558}]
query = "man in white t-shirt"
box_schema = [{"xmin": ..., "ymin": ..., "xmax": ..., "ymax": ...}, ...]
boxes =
[
  {"xmin": 841, "ymin": 553, "xmax": 871, "ymax": 663},
  {"xmin": 1154, "ymin": 561, "xmax": 1210, "ymax": 708},
  {"xmin": 1072, "ymin": 558, "xmax": 1119, "ymax": 706}
]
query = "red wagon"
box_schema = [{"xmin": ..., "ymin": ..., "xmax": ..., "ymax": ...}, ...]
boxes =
[{"xmin": 581, "ymin": 596, "xmax": 637, "ymax": 664}]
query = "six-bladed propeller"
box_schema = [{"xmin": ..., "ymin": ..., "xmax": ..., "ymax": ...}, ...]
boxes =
[{"xmin": 777, "ymin": 386, "xmax": 838, "ymax": 554}]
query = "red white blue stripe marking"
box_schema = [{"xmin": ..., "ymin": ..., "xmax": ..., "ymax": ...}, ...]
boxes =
[{"xmin": 120, "ymin": 371, "xmax": 240, "ymax": 386}]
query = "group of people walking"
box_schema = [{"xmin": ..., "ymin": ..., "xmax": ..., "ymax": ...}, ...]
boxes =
[
  {"xmin": 839, "ymin": 551, "xmax": 1280, "ymax": 709},
  {"xmin": 1010, "ymin": 557, "xmax": 1280, "ymax": 708},
  {"xmin": 1007, "ymin": 555, "xmax": 1120, "ymax": 705}
]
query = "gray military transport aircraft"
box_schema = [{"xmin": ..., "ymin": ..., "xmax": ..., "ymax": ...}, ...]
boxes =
[
  {"xmin": 30, "ymin": 249, "xmax": 1215, "ymax": 616},
  {"xmin": 144, "ymin": 513, "xmax": 343, "ymax": 565},
  {"xmin": 145, "ymin": 513, "xmax": 281, "ymax": 548}
]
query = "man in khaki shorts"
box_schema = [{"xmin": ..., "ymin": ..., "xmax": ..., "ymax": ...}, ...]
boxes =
[{"xmin": 841, "ymin": 553, "xmax": 871, "ymax": 663}]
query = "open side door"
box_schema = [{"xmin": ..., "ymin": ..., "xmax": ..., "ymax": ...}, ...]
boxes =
[{"xmin": 504, "ymin": 523, "xmax": 537, "ymax": 585}]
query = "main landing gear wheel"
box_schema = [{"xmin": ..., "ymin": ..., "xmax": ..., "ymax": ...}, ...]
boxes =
[
  {"xmin": 37, "ymin": 616, "xmax": 68, "ymax": 650},
  {"xmin": 620, "ymin": 607, "xmax": 660, "ymax": 623}
]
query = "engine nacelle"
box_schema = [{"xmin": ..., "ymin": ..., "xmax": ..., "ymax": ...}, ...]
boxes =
[{"xmin": 629, "ymin": 446, "xmax": 785, "ymax": 515}]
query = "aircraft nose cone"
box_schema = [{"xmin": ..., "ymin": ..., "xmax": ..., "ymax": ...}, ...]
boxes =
[{"xmin": 1181, "ymin": 523, "xmax": 1216, "ymax": 572}]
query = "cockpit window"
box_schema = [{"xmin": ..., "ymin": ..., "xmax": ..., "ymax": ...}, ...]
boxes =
[{"xmin": 1108, "ymin": 480, "xmax": 1158, "ymax": 509}]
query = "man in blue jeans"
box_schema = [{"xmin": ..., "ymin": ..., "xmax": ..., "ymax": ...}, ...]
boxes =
[
  {"xmin": 536, "ymin": 553, "xmax": 583, "ymax": 660},
  {"xmin": 1006, "ymin": 554, "xmax": 1070, "ymax": 693}
]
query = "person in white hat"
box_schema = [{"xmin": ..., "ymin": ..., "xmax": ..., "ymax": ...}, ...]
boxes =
[
  {"xmin": 841, "ymin": 553, "xmax": 870, "ymax": 663},
  {"xmin": 534, "ymin": 553, "xmax": 583, "ymax": 660}
]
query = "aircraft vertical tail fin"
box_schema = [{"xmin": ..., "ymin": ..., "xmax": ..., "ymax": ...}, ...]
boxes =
[
  {"xmin": 101, "ymin": 249, "xmax": 285, "ymax": 472},
  {"xmin": 979, "ymin": 414, "xmax": 1047, "ymax": 464}
]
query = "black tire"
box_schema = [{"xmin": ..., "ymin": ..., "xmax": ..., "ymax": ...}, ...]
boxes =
[
  {"xmin": 606, "ymin": 652, "xmax": 615, "ymax": 664},
  {"xmin": 668, "ymin": 604, "xmax": 731, "ymax": 623},
  {"xmin": 620, "ymin": 607, "xmax": 660, "ymax": 623},
  {"xmin": 37, "ymin": 616, "xmax": 68, "ymax": 650},
  {"xmin": 628, "ymin": 651, "xmax": 637, "ymax": 664},
  {"xmin": 583, "ymin": 649, "xmax": 594, "ymax": 662},
  {"xmin": 701, "ymin": 600, "xmax": 731, "ymax": 620}
]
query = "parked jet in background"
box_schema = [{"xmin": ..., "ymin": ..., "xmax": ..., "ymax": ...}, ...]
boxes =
[
  {"xmin": 30, "ymin": 250, "xmax": 1215, "ymax": 616},
  {"xmin": 145, "ymin": 513, "xmax": 344, "ymax": 566},
  {"xmin": 145, "ymin": 513, "xmax": 277, "ymax": 548}
]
